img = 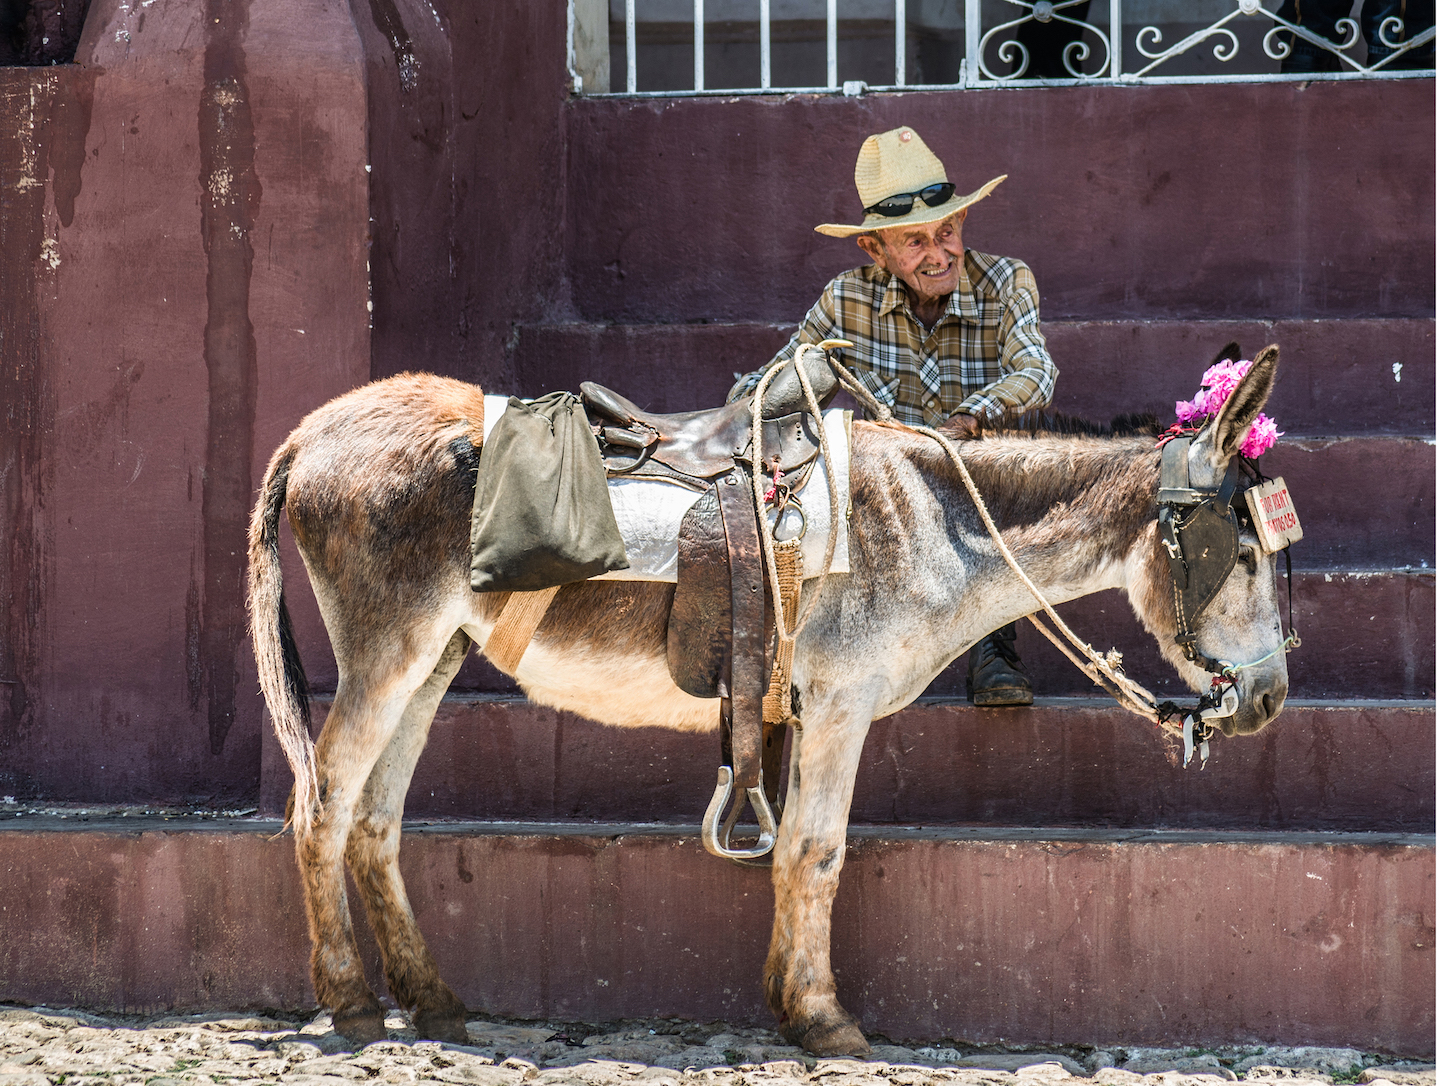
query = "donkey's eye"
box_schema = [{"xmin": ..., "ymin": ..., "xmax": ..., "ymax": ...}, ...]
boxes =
[{"xmin": 1237, "ymin": 548, "xmax": 1258, "ymax": 575}]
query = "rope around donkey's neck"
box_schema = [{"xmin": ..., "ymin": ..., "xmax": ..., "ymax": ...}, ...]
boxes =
[
  {"xmin": 913, "ymin": 425, "xmax": 1162, "ymax": 723},
  {"xmin": 748, "ymin": 343, "xmax": 1165, "ymax": 728}
]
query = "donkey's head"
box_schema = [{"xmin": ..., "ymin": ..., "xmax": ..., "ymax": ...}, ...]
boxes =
[{"xmin": 1129, "ymin": 344, "xmax": 1290, "ymax": 737}]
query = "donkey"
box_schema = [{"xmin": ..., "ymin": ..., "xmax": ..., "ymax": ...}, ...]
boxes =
[{"xmin": 248, "ymin": 346, "xmax": 1289, "ymax": 1057}]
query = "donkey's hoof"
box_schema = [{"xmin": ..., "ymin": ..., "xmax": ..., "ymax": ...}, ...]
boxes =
[
  {"xmin": 413, "ymin": 1007, "xmax": 469, "ymax": 1045},
  {"xmin": 332, "ymin": 1005, "xmax": 388, "ymax": 1047},
  {"xmin": 786, "ymin": 1017, "xmax": 872, "ymax": 1058}
]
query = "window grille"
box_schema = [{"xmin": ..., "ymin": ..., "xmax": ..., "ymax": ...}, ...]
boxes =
[{"xmin": 567, "ymin": 0, "xmax": 1434, "ymax": 95}]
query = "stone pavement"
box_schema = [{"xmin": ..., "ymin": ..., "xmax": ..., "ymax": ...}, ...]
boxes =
[{"xmin": 0, "ymin": 1007, "xmax": 1434, "ymax": 1086}]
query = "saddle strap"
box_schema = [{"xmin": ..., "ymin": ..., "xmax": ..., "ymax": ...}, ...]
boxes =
[
  {"xmin": 483, "ymin": 585, "xmax": 561, "ymax": 674},
  {"xmin": 716, "ymin": 469, "xmax": 768, "ymax": 791}
]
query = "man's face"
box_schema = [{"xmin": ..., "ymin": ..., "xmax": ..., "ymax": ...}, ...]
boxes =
[{"xmin": 857, "ymin": 209, "xmax": 967, "ymax": 300}]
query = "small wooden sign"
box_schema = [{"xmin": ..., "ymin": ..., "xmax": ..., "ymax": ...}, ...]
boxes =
[{"xmin": 1245, "ymin": 477, "xmax": 1304, "ymax": 553}]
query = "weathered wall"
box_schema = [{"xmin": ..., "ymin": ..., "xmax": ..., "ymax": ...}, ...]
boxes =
[
  {"xmin": 0, "ymin": 2, "xmax": 1436, "ymax": 803},
  {"xmin": 561, "ymin": 79, "xmax": 1434, "ymax": 325},
  {"xmin": 510, "ymin": 318, "xmax": 1437, "ymax": 433},
  {"xmin": 0, "ymin": 2, "xmax": 1435, "ymax": 1047},
  {"xmin": 352, "ymin": 0, "xmax": 573, "ymax": 386},
  {"xmin": 0, "ymin": 0, "xmax": 590, "ymax": 802},
  {"xmin": 256, "ymin": 699, "xmax": 1434, "ymax": 832},
  {"xmin": 0, "ymin": 0, "xmax": 372, "ymax": 802}
]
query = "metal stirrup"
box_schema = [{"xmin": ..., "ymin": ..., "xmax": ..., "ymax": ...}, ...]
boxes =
[{"xmin": 702, "ymin": 766, "xmax": 778, "ymax": 860}]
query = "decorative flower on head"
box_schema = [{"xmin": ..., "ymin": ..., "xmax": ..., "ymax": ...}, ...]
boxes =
[{"xmin": 1174, "ymin": 359, "xmax": 1281, "ymax": 458}]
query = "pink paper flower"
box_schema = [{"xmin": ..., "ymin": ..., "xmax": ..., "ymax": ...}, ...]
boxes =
[
  {"xmin": 1240, "ymin": 414, "xmax": 1281, "ymax": 459},
  {"xmin": 1173, "ymin": 359, "xmax": 1281, "ymax": 456}
]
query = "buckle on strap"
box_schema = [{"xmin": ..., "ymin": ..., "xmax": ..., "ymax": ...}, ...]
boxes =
[{"xmin": 702, "ymin": 765, "xmax": 778, "ymax": 860}]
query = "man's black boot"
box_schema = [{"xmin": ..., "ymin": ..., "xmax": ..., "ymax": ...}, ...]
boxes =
[{"xmin": 968, "ymin": 622, "xmax": 1033, "ymax": 707}]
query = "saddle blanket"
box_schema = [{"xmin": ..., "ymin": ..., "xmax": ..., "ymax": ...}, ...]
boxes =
[{"xmin": 482, "ymin": 395, "xmax": 852, "ymax": 582}]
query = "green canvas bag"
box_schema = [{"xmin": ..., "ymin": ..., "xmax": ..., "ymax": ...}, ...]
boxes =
[{"xmin": 469, "ymin": 391, "xmax": 629, "ymax": 592}]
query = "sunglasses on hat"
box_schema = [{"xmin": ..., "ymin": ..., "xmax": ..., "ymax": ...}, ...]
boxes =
[{"xmin": 863, "ymin": 182, "xmax": 956, "ymax": 218}]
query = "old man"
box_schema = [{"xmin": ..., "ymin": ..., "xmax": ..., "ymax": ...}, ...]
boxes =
[{"xmin": 729, "ymin": 125, "xmax": 1057, "ymax": 707}]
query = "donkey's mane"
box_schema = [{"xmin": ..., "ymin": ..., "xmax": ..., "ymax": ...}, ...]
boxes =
[
  {"xmin": 893, "ymin": 409, "xmax": 1166, "ymax": 557},
  {"xmin": 980, "ymin": 407, "xmax": 1164, "ymax": 439}
]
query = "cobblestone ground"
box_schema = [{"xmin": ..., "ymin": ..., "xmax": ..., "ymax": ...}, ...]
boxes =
[{"xmin": 0, "ymin": 1007, "xmax": 1434, "ymax": 1086}]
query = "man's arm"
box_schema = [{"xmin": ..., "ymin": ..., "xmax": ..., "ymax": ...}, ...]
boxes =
[
  {"xmin": 951, "ymin": 261, "xmax": 1057, "ymax": 421},
  {"xmin": 727, "ymin": 288, "xmax": 840, "ymax": 403}
]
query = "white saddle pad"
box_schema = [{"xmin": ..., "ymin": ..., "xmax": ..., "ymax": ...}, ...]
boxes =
[{"xmin": 481, "ymin": 396, "xmax": 851, "ymax": 581}]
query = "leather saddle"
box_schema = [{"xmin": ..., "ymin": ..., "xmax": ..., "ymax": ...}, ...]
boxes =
[
  {"xmin": 580, "ymin": 346, "xmax": 839, "ymax": 485},
  {"xmin": 580, "ymin": 346, "xmax": 842, "ymax": 855}
]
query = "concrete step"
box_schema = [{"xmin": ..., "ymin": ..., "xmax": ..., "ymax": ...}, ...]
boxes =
[
  {"xmin": 425, "ymin": 568, "xmax": 1433, "ymax": 702},
  {"xmin": 259, "ymin": 697, "xmax": 1433, "ymax": 834},
  {"xmin": 928, "ymin": 568, "xmax": 1434, "ymax": 699},
  {"xmin": 0, "ymin": 819, "xmax": 1431, "ymax": 1055},
  {"xmin": 507, "ymin": 323, "xmax": 1435, "ymax": 569},
  {"xmin": 510, "ymin": 318, "xmax": 1434, "ymax": 437}
]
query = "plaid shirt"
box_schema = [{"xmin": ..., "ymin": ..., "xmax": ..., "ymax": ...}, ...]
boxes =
[{"xmin": 738, "ymin": 251, "xmax": 1057, "ymax": 428}]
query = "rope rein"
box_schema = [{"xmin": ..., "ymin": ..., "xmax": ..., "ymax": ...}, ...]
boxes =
[
  {"xmin": 747, "ymin": 342, "xmax": 851, "ymax": 670},
  {"xmin": 745, "ymin": 343, "xmax": 1292, "ymax": 740},
  {"xmin": 913, "ymin": 425, "xmax": 1163, "ymax": 722}
]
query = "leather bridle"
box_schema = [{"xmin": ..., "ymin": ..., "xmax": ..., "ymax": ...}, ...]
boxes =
[{"xmin": 1153, "ymin": 434, "xmax": 1298, "ymax": 761}]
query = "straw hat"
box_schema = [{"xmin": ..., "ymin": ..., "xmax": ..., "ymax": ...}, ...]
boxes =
[{"xmin": 815, "ymin": 126, "xmax": 1007, "ymax": 238}]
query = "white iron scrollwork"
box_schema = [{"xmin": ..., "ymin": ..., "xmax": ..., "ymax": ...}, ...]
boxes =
[
  {"xmin": 1124, "ymin": 1, "xmax": 1432, "ymax": 81},
  {"xmin": 978, "ymin": 0, "xmax": 1112, "ymax": 81},
  {"xmin": 580, "ymin": 0, "xmax": 1434, "ymax": 98}
]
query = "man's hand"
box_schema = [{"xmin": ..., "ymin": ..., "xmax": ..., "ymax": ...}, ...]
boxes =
[{"xmin": 938, "ymin": 413, "xmax": 981, "ymax": 440}]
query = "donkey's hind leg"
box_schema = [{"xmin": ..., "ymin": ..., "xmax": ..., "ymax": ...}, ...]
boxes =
[
  {"xmin": 298, "ymin": 625, "xmax": 464, "ymax": 1046},
  {"xmin": 346, "ymin": 629, "xmax": 471, "ymax": 1044}
]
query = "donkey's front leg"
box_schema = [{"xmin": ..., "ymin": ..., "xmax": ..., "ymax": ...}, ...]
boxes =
[{"xmin": 764, "ymin": 703, "xmax": 873, "ymax": 1058}]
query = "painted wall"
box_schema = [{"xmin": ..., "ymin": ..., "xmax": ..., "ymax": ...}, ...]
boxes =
[
  {"xmin": 356, "ymin": 0, "xmax": 572, "ymax": 386},
  {"xmin": 0, "ymin": 0, "xmax": 373, "ymax": 802},
  {"xmin": 561, "ymin": 80, "xmax": 1434, "ymax": 324},
  {"xmin": 0, "ymin": 0, "xmax": 1435, "ymax": 804},
  {"xmin": 0, "ymin": 0, "xmax": 560, "ymax": 802}
]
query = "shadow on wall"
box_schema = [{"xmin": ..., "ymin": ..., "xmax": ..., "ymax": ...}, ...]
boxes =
[{"xmin": 0, "ymin": 0, "xmax": 90, "ymax": 65}]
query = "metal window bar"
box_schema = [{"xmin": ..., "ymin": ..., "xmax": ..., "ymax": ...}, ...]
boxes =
[
  {"xmin": 761, "ymin": 0, "xmax": 770, "ymax": 89},
  {"xmin": 895, "ymin": 0, "xmax": 907, "ymax": 86},
  {"xmin": 963, "ymin": 0, "xmax": 980, "ymax": 84},
  {"xmin": 827, "ymin": 0, "xmax": 838, "ymax": 89},
  {"xmin": 625, "ymin": 0, "xmax": 636, "ymax": 93},
  {"xmin": 592, "ymin": 0, "xmax": 1434, "ymax": 98},
  {"xmin": 694, "ymin": 0, "xmax": 704, "ymax": 91},
  {"xmin": 1109, "ymin": 0, "xmax": 1121, "ymax": 79}
]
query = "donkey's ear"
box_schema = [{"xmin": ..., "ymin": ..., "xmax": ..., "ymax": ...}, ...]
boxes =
[
  {"xmin": 1206, "ymin": 344, "xmax": 1278, "ymax": 463},
  {"xmin": 1213, "ymin": 341, "xmax": 1241, "ymax": 365}
]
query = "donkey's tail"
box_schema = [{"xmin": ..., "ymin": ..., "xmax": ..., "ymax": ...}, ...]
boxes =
[{"xmin": 246, "ymin": 442, "xmax": 317, "ymax": 838}]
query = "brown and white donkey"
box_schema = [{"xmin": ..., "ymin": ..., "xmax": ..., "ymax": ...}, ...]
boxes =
[{"xmin": 248, "ymin": 346, "xmax": 1289, "ymax": 1057}]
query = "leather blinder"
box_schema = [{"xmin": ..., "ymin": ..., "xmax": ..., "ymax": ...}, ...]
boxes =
[
  {"xmin": 1173, "ymin": 499, "xmax": 1239, "ymax": 628},
  {"xmin": 1157, "ymin": 434, "xmax": 1238, "ymax": 626}
]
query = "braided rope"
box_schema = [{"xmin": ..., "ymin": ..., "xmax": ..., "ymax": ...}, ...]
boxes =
[
  {"xmin": 747, "ymin": 345, "xmax": 1186, "ymax": 730},
  {"xmin": 914, "ymin": 426, "xmax": 1163, "ymax": 723},
  {"xmin": 748, "ymin": 342, "xmax": 849, "ymax": 655}
]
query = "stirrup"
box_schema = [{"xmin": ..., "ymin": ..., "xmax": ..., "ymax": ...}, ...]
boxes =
[{"xmin": 701, "ymin": 765, "xmax": 778, "ymax": 860}]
